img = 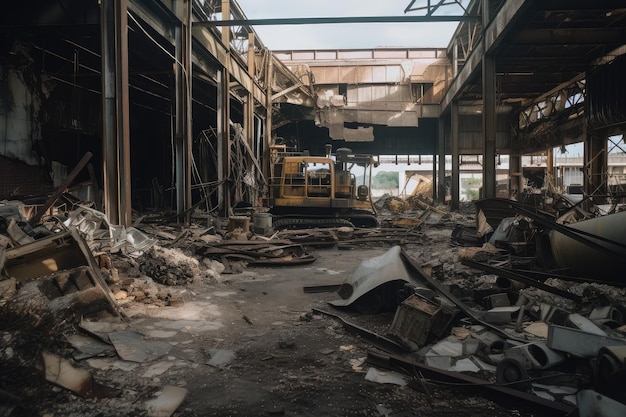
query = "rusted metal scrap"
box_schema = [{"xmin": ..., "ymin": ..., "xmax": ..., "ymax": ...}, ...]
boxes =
[
  {"xmin": 537, "ymin": 210, "xmax": 626, "ymax": 280},
  {"xmin": 475, "ymin": 198, "xmax": 626, "ymax": 281},
  {"xmin": 196, "ymin": 240, "xmax": 317, "ymax": 266},
  {"xmin": 366, "ymin": 351, "xmax": 576, "ymax": 416},
  {"xmin": 461, "ymin": 259, "xmax": 582, "ymax": 303}
]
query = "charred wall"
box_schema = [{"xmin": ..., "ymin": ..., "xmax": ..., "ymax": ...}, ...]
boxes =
[{"xmin": 587, "ymin": 53, "xmax": 626, "ymax": 130}]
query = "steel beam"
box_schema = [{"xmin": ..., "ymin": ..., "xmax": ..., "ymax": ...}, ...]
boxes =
[
  {"xmin": 585, "ymin": 130, "xmax": 608, "ymax": 202},
  {"xmin": 513, "ymin": 28, "xmax": 626, "ymax": 45},
  {"xmin": 194, "ymin": 15, "xmax": 479, "ymax": 27},
  {"xmin": 509, "ymin": 153, "xmax": 521, "ymax": 198},
  {"xmin": 437, "ymin": 116, "xmax": 446, "ymax": 204},
  {"xmin": 217, "ymin": 68, "xmax": 231, "ymax": 216},
  {"xmin": 451, "ymin": 101, "xmax": 459, "ymax": 210},
  {"xmin": 440, "ymin": 0, "xmax": 530, "ymax": 114}
]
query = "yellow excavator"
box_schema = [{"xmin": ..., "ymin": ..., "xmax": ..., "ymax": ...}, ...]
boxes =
[{"xmin": 268, "ymin": 146, "xmax": 379, "ymax": 229}]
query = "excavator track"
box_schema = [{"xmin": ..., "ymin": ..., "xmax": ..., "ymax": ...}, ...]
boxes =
[
  {"xmin": 347, "ymin": 213, "xmax": 379, "ymax": 228},
  {"xmin": 273, "ymin": 217, "xmax": 355, "ymax": 230}
]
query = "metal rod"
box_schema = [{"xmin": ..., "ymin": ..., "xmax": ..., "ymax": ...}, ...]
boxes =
[{"xmin": 30, "ymin": 152, "xmax": 93, "ymax": 225}]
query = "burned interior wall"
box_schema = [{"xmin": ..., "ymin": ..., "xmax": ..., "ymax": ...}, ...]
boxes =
[
  {"xmin": 0, "ymin": 4, "xmax": 229, "ymax": 211},
  {"xmin": 449, "ymin": 113, "xmax": 514, "ymax": 155},
  {"xmin": 587, "ymin": 53, "xmax": 626, "ymax": 130},
  {"xmin": 0, "ymin": 64, "xmax": 47, "ymax": 166}
]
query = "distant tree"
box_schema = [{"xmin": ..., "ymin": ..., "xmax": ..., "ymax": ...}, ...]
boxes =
[
  {"xmin": 372, "ymin": 171, "xmax": 399, "ymax": 189},
  {"xmin": 464, "ymin": 177, "xmax": 482, "ymax": 201}
]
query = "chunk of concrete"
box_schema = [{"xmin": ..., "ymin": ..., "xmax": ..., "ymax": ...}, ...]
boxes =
[
  {"xmin": 145, "ymin": 385, "xmax": 188, "ymax": 417},
  {"xmin": 41, "ymin": 351, "xmax": 120, "ymax": 398}
]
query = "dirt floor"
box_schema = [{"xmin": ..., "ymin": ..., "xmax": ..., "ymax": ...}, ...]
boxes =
[
  {"xmin": 10, "ymin": 203, "xmax": 617, "ymax": 416},
  {"xmin": 20, "ymin": 224, "xmax": 542, "ymax": 417},
  {"xmin": 171, "ymin": 247, "xmax": 520, "ymax": 417}
]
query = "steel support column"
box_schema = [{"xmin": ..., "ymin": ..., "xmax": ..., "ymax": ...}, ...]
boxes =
[
  {"xmin": 451, "ymin": 101, "xmax": 460, "ymax": 210},
  {"xmin": 585, "ymin": 131, "xmax": 608, "ymax": 203},
  {"xmin": 437, "ymin": 117, "xmax": 446, "ymax": 204},
  {"xmin": 546, "ymin": 147, "xmax": 554, "ymax": 190},
  {"xmin": 265, "ymin": 51, "xmax": 274, "ymax": 180},
  {"xmin": 218, "ymin": 0, "xmax": 232, "ymax": 216},
  {"xmin": 482, "ymin": 53, "xmax": 496, "ymax": 199},
  {"xmin": 217, "ymin": 68, "xmax": 231, "ymax": 216},
  {"xmin": 509, "ymin": 153, "xmax": 521, "ymax": 199},
  {"xmin": 245, "ymin": 33, "xmax": 255, "ymax": 153},
  {"xmin": 481, "ymin": 0, "xmax": 496, "ymax": 199},
  {"xmin": 174, "ymin": 0, "xmax": 192, "ymax": 225},
  {"xmin": 101, "ymin": 0, "xmax": 131, "ymax": 227},
  {"xmin": 243, "ymin": 32, "xmax": 255, "ymax": 203}
]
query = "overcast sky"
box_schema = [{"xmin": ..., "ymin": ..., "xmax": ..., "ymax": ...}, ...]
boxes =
[{"xmin": 236, "ymin": 0, "xmax": 464, "ymax": 50}]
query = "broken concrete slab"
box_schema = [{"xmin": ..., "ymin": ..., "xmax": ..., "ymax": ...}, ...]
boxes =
[
  {"xmin": 145, "ymin": 385, "xmax": 188, "ymax": 417},
  {"xmin": 41, "ymin": 350, "xmax": 120, "ymax": 399},
  {"xmin": 141, "ymin": 361, "xmax": 175, "ymax": 378},
  {"xmin": 108, "ymin": 331, "xmax": 172, "ymax": 363},
  {"xmin": 79, "ymin": 317, "xmax": 129, "ymax": 342},
  {"xmin": 66, "ymin": 334, "xmax": 115, "ymax": 360},
  {"xmin": 206, "ymin": 348, "xmax": 236, "ymax": 368},
  {"xmin": 364, "ymin": 367, "xmax": 408, "ymax": 386}
]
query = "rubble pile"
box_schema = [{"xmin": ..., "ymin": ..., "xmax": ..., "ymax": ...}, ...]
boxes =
[
  {"xmin": 138, "ymin": 245, "xmax": 207, "ymax": 286},
  {"xmin": 320, "ymin": 197, "xmax": 626, "ymax": 416},
  {"xmin": 1, "ymin": 192, "xmax": 626, "ymax": 416}
]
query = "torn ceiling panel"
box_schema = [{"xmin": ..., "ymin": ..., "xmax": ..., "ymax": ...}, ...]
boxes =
[
  {"xmin": 270, "ymin": 55, "xmax": 315, "ymax": 108},
  {"xmin": 342, "ymin": 126, "xmax": 374, "ymax": 142},
  {"xmin": 315, "ymin": 83, "xmax": 421, "ymax": 136}
]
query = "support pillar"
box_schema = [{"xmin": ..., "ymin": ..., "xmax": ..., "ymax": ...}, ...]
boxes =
[
  {"xmin": 217, "ymin": 69, "xmax": 231, "ymax": 216},
  {"xmin": 482, "ymin": 54, "xmax": 496, "ymax": 199},
  {"xmin": 546, "ymin": 147, "xmax": 554, "ymax": 191},
  {"xmin": 218, "ymin": 0, "xmax": 232, "ymax": 216},
  {"xmin": 265, "ymin": 51, "xmax": 274, "ymax": 180},
  {"xmin": 509, "ymin": 153, "xmax": 522, "ymax": 199},
  {"xmin": 481, "ymin": 0, "xmax": 496, "ymax": 199},
  {"xmin": 101, "ymin": 0, "xmax": 131, "ymax": 227},
  {"xmin": 437, "ymin": 117, "xmax": 446, "ymax": 204},
  {"xmin": 585, "ymin": 131, "xmax": 608, "ymax": 203},
  {"xmin": 174, "ymin": 0, "xmax": 192, "ymax": 225},
  {"xmin": 451, "ymin": 101, "xmax": 460, "ymax": 210},
  {"xmin": 243, "ymin": 32, "xmax": 255, "ymax": 203}
]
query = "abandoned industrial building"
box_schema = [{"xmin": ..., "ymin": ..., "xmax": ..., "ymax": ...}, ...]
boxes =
[{"xmin": 2, "ymin": 0, "xmax": 626, "ymax": 416}]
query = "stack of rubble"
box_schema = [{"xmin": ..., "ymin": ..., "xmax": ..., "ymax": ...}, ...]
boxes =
[{"xmin": 321, "ymin": 197, "xmax": 626, "ymax": 416}]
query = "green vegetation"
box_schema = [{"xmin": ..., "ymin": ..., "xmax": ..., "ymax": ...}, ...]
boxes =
[
  {"xmin": 464, "ymin": 177, "xmax": 482, "ymax": 201},
  {"xmin": 372, "ymin": 171, "xmax": 399, "ymax": 189}
]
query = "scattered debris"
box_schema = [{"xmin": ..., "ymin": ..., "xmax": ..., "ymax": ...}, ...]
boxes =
[
  {"xmin": 3, "ymin": 192, "xmax": 626, "ymax": 416},
  {"xmin": 41, "ymin": 350, "xmax": 120, "ymax": 399}
]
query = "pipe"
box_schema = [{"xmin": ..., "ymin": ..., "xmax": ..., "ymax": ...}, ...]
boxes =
[{"xmin": 537, "ymin": 210, "xmax": 626, "ymax": 281}]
